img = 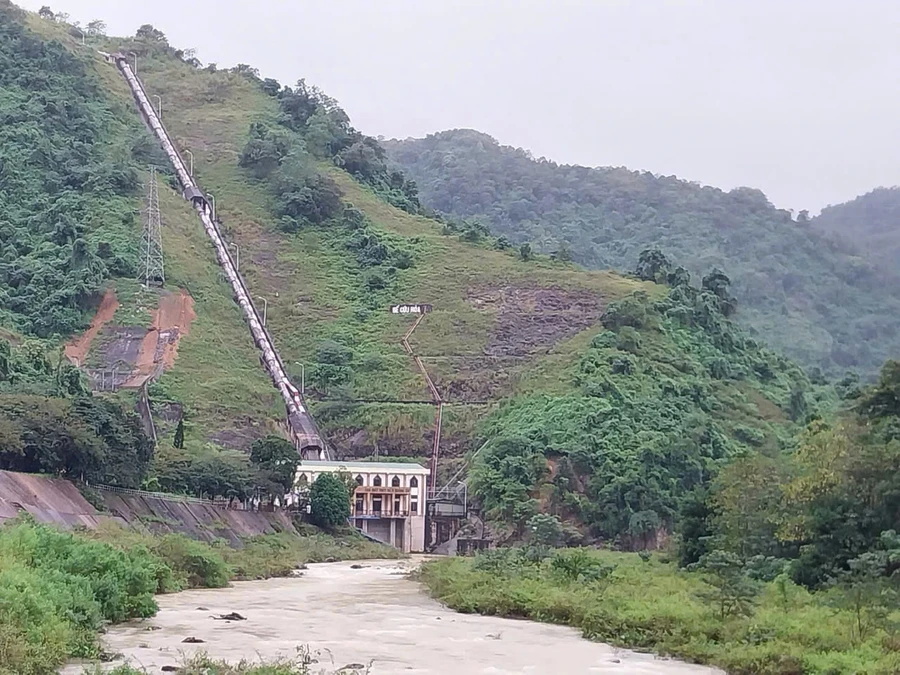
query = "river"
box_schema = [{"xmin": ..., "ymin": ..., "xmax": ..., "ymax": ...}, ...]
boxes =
[{"xmin": 63, "ymin": 558, "xmax": 723, "ymax": 674}]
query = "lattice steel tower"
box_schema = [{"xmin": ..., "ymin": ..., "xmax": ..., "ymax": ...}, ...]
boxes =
[{"xmin": 141, "ymin": 166, "xmax": 165, "ymax": 287}]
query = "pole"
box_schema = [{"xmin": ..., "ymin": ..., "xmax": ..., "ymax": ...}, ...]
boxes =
[
  {"xmin": 153, "ymin": 95, "xmax": 162, "ymax": 118},
  {"xmin": 129, "ymin": 52, "xmax": 138, "ymax": 75},
  {"xmin": 257, "ymin": 296, "xmax": 267, "ymax": 326},
  {"xmin": 185, "ymin": 150, "xmax": 194, "ymax": 176},
  {"xmin": 75, "ymin": 28, "xmax": 85, "ymax": 45},
  {"xmin": 229, "ymin": 242, "xmax": 240, "ymax": 271},
  {"xmin": 296, "ymin": 362, "xmax": 304, "ymax": 394},
  {"xmin": 207, "ymin": 193, "xmax": 216, "ymax": 221}
]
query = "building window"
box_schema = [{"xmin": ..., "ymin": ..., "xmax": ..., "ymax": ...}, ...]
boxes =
[
  {"xmin": 391, "ymin": 475, "xmax": 400, "ymax": 487},
  {"xmin": 373, "ymin": 496, "xmax": 382, "ymax": 513},
  {"xmin": 373, "ymin": 475, "xmax": 382, "ymax": 487},
  {"xmin": 355, "ymin": 497, "xmax": 364, "ymax": 514},
  {"xmin": 297, "ymin": 474, "xmax": 308, "ymax": 486},
  {"xmin": 355, "ymin": 475, "xmax": 364, "ymax": 485},
  {"xmin": 410, "ymin": 477, "xmax": 418, "ymax": 488},
  {"xmin": 394, "ymin": 497, "xmax": 401, "ymax": 513},
  {"xmin": 411, "ymin": 500, "xmax": 418, "ymax": 514}
]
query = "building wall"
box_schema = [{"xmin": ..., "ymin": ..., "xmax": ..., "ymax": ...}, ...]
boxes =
[{"xmin": 293, "ymin": 463, "xmax": 429, "ymax": 553}]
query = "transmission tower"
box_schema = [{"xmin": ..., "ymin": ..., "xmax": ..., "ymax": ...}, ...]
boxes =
[{"xmin": 141, "ymin": 166, "xmax": 165, "ymax": 287}]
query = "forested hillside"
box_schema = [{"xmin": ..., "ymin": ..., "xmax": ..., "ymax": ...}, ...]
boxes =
[
  {"xmin": 814, "ymin": 187, "xmax": 900, "ymax": 274},
  {"xmin": 0, "ymin": 2, "xmax": 141, "ymax": 336},
  {"xmin": 385, "ymin": 129, "xmax": 900, "ymax": 377}
]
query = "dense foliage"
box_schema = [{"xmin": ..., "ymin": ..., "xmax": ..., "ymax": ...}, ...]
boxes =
[
  {"xmin": 0, "ymin": 2, "xmax": 141, "ymax": 337},
  {"xmin": 814, "ymin": 186, "xmax": 900, "ymax": 275},
  {"xmin": 385, "ymin": 129, "xmax": 900, "ymax": 376},
  {"xmin": 472, "ymin": 251, "xmax": 826, "ymax": 545},
  {"xmin": 684, "ymin": 359, "xmax": 900, "ymax": 589},
  {"xmin": 0, "ymin": 519, "xmax": 162, "ymax": 674},
  {"xmin": 0, "ymin": 338, "xmax": 152, "ymax": 486},
  {"xmin": 421, "ymin": 549, "xmax": 900, "ymax": 674}
]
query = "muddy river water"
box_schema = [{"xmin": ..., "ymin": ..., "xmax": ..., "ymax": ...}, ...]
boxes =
[{"xmin": 64, "ymin": 558, "xmax": 722, "ymax": 675}]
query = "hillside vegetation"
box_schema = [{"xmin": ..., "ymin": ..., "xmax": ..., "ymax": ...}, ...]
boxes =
[
  {"xmin": 3, "ymin": 10, "xmax": 827, "ymax": 518},
  {"xmin": 93, "ymin": 27, "xmax": 643, "ymax": 466},
  {"xmin": 385, "ymin": 129, "xmax": 900, "ymax": 377},
  {"xmin": 814, "ymin": 186, "xmax": 900, "ymax": 275}
]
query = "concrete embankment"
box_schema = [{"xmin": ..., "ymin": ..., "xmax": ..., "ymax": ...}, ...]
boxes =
[{"xmin": 0, "ymin": 470, "xmax": 291, "ymax": 545}]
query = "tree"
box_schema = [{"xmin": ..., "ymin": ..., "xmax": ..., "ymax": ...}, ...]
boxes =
[
  {"xmin": 135, "ymin": 24, "xmax": 167, "ymax": 43},
  {"xmin": 173, "ymin": 418, "xmax": 184, "ymax": 449},
  {"xmin": 308, "ymin": 473, "xmax": 350, "ymax": 530},
  {"xmin": 86, "ymin": 19, "xmax": 106, "ymax": 36},
  {"xmin": 526, "ymin": 513, "xmax": 565, "ymax": 548},
  {"xmin": 695, "ymin": 550, "xmax": 760, "ymax": 620},
  {"xmin": 38, "ymin": 6, "xmax": 54, "ymax": 19},
  {"xmin": 249, "ymin": 435, "xmax": 298, "ymax": 499},
  {"xmin": 701, "ymin": 268, "xmax": 737, "ymax": 317},
  {"xmin": 827, "ymin": 537, "xmax": 900, "ymax": 643},
  {"xmin": 519, "ymin": 243, "xmax": 533, "ymax": 261},
  {"xmin": 635, "ymin": 248, "xmax": 671, "ymax": 283}
]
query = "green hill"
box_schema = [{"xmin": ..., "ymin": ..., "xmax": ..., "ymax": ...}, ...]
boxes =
[
  {"xmin": 813, "ymin": 186, "xmax": 900, "ymax": 275},
  {"xmin": 1, "ymin": 6, "xmax": 828, "ymax": 542},
  {"xmin": 384, "ymin": 129, "xmax": 900, "ymax": 377}
]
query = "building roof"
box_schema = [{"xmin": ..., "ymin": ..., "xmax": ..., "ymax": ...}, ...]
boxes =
[{"xmin": 299, "ymin": 460, "xmax": 429, "ymax": 473}]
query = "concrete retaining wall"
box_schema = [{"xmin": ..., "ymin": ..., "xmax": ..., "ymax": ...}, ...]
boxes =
[{"xmin": 0, "ymin": 470, "xmax": 293, "ymax": 547}]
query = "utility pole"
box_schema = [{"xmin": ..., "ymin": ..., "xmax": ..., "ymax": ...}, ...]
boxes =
[
  {"xmin": 128, "ymin": 52, "xmax": 138, "ymax": 75},
  {"xmin": 257, "ymin": 296, "xmax": 268, "ymax": 326},
  {"xmin": 185, "ymin": 149, "xmax": 194, "ymax": 176},
  {"xmin": 141, "ymin": 167, "xmax": 165, "ymax": 287},
  {"xmin": 229, "ymin": 242, "xmax": 240, "ymax": 271},
  {"xmin": 153, "ymin": 94, "xmax": 162, "ymax": 118}
]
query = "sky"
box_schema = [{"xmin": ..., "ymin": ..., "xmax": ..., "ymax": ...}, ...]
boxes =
[{"xmin": 17, "ymin": 0, "xmax": 900, "ymax": 212}]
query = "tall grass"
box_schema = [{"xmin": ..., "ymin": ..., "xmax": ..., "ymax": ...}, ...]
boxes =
[{"xmin": 419, "ymin": 549, "xmax": 900, "ymax": 675}]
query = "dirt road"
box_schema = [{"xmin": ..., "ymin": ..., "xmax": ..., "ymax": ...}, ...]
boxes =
[{"xmin": 65, "ymin": 558, "xmax": 723, "ymax": 675}]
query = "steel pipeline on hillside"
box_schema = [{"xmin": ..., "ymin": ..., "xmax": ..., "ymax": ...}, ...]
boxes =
[{"xmin": 113, "ymin": 55, "xmax": 327, "ymax": 459}]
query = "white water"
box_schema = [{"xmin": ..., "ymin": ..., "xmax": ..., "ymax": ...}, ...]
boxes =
[{"xmin": 63, "ymin": 558, "xmax": 723, "ymax": 674}]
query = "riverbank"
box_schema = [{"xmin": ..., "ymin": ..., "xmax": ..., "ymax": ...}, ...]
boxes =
[
  {"xmin": 0, "ymin": 517, "xmax": 399, "ymax": 675},
  {"xmin": 65, "ymin": 558, "xmax": 721, "ymax": 675},
  {"xmin": 418, "ymin": 550, "xmax": 900, "ymax": 675}
]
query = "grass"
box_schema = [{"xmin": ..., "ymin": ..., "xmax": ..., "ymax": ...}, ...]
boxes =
[
  {"xmin": 85, "ymin": 46, "xmax": 643, "ymax": 460},
  {"xmin": 92, "ymin": 649, "xmax": 365, "ymax": 674},
  {"xmin": 420, "ymin": 550, "xmax": 900, "ymax": 675}
]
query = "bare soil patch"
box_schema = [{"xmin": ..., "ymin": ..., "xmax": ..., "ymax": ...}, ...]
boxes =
[
  {"xmin": 125, "ymin": 289, "xmax": 196, "ymax": 387},
  {"xmin": 66, "ymin": 288, "xmax": 195, "ymax": 389},
  {"xmin": 467, "ymin": 285, "xmax": 603, "ymax": 356},
  {"xmin": 64, "ymin": 288, "xmax": 119, "ymax": 366},
  {"xmin": 426, "ymin": 285, "xmax": 605, "ymax": 401}
]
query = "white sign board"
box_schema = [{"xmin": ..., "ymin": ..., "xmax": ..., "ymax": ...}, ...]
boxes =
[{"xmin": 390, "ymin": 304, "xmax": 433, "ymax": 315}]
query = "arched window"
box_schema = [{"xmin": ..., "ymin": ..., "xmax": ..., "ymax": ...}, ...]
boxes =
[
  {"xmin": 373, "ymin": 475, "xmax": 382, "ymax": 487},
  {"xmin": 391, "ymin": 476, "xmax": 400, "ymax": 487},
  {"xmin": 297, "ymin": 474, "xmax": 308, "ymax": 486},
  {"xmin": 355, "ymin": 475, "xmax": 364, "ymax": 485},
  {"xmin": 410, "ymin": 477, "xmax": 418, "ymax": 488}
]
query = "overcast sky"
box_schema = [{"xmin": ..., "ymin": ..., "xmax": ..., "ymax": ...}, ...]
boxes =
[{"xmin": 18, "ymin": 0, "xmax": 900, "ymax": 212}]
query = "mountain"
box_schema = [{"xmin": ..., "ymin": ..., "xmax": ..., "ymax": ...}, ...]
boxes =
[
  {"xmin": 384, "ymin": 129, "xmax": 900, "ymax": 377},
  {"xmin": 813, "ymin": 187, "xmax": 900, "ymax": 274},
  {"xmin": 0, "ymin": 5, "xmax": 828, "ymax": 544}
]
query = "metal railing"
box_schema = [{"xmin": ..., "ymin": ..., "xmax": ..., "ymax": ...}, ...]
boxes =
[{"xmin": 92, "ymin": 483, "xmax": 216, "ymax": 505}]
